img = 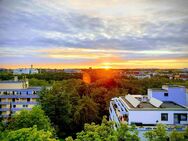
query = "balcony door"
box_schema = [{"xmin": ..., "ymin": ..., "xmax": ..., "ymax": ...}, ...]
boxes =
[{"xmin": 174, "ymin": 113, "xmax": 187, "ymax": 124}]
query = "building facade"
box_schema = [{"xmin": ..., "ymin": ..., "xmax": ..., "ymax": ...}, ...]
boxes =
[
  {"xmin": 13, "ymin": 68, "xmax": 38, "ymax": 75},
  {"xmin": 109, "ymin": 85, "xmax": 188, "ymax": 126},
  {"xmin": 13, "ymin": 65, "xmax": 38, "ymax": 75},
  {"xmin": 0, "ymin": 78, "xmax": 41, "ymax": 119}
]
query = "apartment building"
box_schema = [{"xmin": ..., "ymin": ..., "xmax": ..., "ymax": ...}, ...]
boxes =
[
  {"xmin": 109, "ymin": 85, "xmax": 188, "ymax": 126},
  {"xmin": 0, "ymin": 77, "xmax": 41, "ymax": 119},
  {"xmin": 13, "ymin": 65, "xmax": 38, "ymax": 75}
]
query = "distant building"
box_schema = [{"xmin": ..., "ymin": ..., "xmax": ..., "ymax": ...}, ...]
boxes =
[
  {"xmin": 134, "ymin": 74, "xmax": 151, "ymax": 79},
  {"xmin": 13, "ymin": 65, "xmax": 38, "ymax": 75},
  {"xmin": 63, "ymin": 69, "xmax": 82, "ymax": 73},
  {"xmin": 109, "ymin": 85, "xmax": 188, "ymax": 126},
  {"xmin": 0, "ymin": 77, "xmax": 41, "ymax": 119}
]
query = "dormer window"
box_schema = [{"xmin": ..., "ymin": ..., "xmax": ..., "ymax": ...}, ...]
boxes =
[{"xmin": 164, "ymin": 93, "xmax": 168, "ymax": 97}]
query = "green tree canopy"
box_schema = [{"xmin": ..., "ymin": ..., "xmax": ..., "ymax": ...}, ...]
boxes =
[
  {"xmin": 0, "ymin": 126, "xmax": 57, "ymax": 141},
  {"xmin": 7, "ymin": 106, "xmax": 54, "ymax": 133},
  {"xmin": 144, "ymin": 124, "xmax": 168, "ymax": 141},
  {"xmin": 66, "ymin": 117, "xmax": 139, "ymax": 141},
  {"xmin": 74, "ymin": 96, "xmax": 99, "ymax": 125}
]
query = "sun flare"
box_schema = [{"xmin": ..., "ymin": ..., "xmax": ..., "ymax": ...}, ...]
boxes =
[{"xmin": 101, "ymin": 65, "xmax": 112, "ymax": 70}]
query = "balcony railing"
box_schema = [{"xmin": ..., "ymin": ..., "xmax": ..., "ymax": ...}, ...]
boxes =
[
  {"xmin": 0, "ymin": 108, "xmax": 9, "ymax": 111},
  {"xmin": 0, "ymin": 114, "xmax": 10, "ymax": 118},
  {"xmin": 0, "ymin": 107, "xmax": 32, "ymax": 111},
  {"xmin": 0, "ymin": 95, "xmax": 39, "ymax": 98},
  {"xmin": 0, "ymin": 101, "xmax": 38, "ymax": 105},
  {"xmin": 11, "ymin": 108, "xmax": 32, "ymax": 111}
]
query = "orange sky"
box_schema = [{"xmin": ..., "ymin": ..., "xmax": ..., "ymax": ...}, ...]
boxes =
[
  {"xmin": 0, "ymin": 1, "xmax": 188, "ymax": 69},
  {"xmin": 1, "ymin": 58, "xmax": 188, "ymax": 69}
]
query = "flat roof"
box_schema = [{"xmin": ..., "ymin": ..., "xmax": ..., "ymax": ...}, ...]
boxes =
[
  {"xmin": 149, "ymin": 88, "xmax": 167, "ymax": 92},
  {"xmin": 120, "ymin": 96, "xmax": 187, "ymax": 111},
  {"xmin": 0, "ymin": 87, "xmax": 42, "ymax": 91},
  {"xmin": 163, "ymin": 85, "xmax": 185, "ymax": 88},
  {"xmin": 0, "ymin": 80, "xmax": 25, "ymax": 83}
]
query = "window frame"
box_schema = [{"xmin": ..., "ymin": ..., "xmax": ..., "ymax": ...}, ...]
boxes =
[
  {"xmin": 161, "ymin": 113, "xmax": 168, "ymax": 121},
  {"xmin": 164, "ymin": 93, "xmax": 168, "ymax": 97}
]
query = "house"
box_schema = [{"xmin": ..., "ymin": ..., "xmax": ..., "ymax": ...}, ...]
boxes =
[
  {"xmin": 109, "ymin": 85, "xmax": 188, "ymax": 126},
  {"xmin": 0, "ymin": 77, "xmax": 41, "ymax": 119}
]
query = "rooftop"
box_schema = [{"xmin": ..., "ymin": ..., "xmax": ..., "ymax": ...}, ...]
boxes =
[
  {"xmin": 148, "ymin": 88, "xmax": 167, "ymax": 92},
  {"xmin": 120, "ymin": 96, "xmax": 186, "ymax": 111},
  {"xmin": 0, "ymin": 80, "xmax": 26, "ymax": 83},
  {"xmin": 0, "ymin": 87, "xmax": 42, "ymax": 91},
  {"xmin": 163, "ymin": 85, "xmax": 185, "ymax": 88}
]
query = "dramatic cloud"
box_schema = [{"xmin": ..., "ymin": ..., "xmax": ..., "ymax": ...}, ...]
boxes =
[{"xmin": 0, "ymin": 0, "xmax": 188, "ymax": 68}]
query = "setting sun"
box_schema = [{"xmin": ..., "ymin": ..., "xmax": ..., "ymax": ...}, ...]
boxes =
[{"xmin": 101, "ymin": 65, "xmax": 112, "ymax": 70}]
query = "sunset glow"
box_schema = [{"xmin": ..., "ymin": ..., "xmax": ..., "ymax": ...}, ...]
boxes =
[{"xmin": 0, "ymin": 0, "xmax": 188, "ymax": 69}]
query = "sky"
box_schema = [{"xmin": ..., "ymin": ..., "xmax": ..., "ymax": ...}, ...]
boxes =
[{"xmin": 0, "ymin": 0, "xmax": 188, "ymax": 69}]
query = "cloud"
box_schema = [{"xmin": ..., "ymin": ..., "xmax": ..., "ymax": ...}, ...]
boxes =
[{"xmin": 0, "ymin": 0, "xmax": 188, "ymax": 68}]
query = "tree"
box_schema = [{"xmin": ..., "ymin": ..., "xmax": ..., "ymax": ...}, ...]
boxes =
[
  {"xmin": 74, "ymin": 96, "xmax": 99, "ymax": 125},
  {"xmin": 144, "ymin": 124, "xmax": 168, "ymax": 141},
  {"xmin": 29, "ymin": 78, "xmax": 50, "ymax": 86},
  {"xmin": 39, "ymin": 83, "xmax": 73, "ymax": 137},
  {"xmin": 38, "ymin": 80, "xmax": 99, "ymax": 138},
  {"xmin": 0, "ymin": 126, "xmax": 57, "ymax": 141},
  {"xmin": 170, "ymin": 130, "xmax": 184, "ymax": 141},
  {"xmin": 7, "ymin": 106, "xmax": 54, "ymax": 133},
  {"xmin": 116, "ymin": 123, "xmax": 139, "ymax": 141},
  {"xmin": 65, "ymin": 117, "xmax": 139, "ymax": 141}
]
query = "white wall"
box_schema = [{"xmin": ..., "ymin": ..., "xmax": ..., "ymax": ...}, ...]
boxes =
[
  {"xmin": 0, "ymin": 83, "xmax": 23, "ymax": 89},
  {"xmin": 186, "ymin": 93, "xmax": 188, "ymax": 107},
  {"xmin": 149, "ymin": 86, "xmax": 187, "ymax": 106},
  {"xmin": 128, "ymin": 110, "xmax": 188, "ymax": 125}
]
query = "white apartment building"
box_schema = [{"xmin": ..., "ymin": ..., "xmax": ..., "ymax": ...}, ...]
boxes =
[{"xmin": 109, "ymin": 85, "xmax": 188, "ymax": 126}]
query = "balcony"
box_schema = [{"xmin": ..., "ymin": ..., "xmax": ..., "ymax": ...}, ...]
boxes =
[
  {"xmin": 0, "ymin": 107, "xmax": 32, "ymax": 111},
  {"xmin": 0, "ymin": 114, "xmax": 10, "ymax": 118},
  {"xmin": 0, "ymin": 108, "xmax": 10, "ymax": 111},
  {"xmin": 0, "ymin": 95, "xmax": 39, "ymax": 98},
  {"xmin": 11, "ymin": 108, "xmax": 32, "ymax": 111},
  {"xmin": 0, "ymin": 101, "xmax": 38, "ymax": 105}
]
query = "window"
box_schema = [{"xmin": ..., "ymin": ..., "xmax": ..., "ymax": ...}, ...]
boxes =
[
  {"xmin": 12, "ymin": 98, "xmax": 15, "ymax": 102},
  {"xmin": 180, "ymin": 114, "xmax": 187, "ymax": 121},
  {"xmin": 13, "ymin": 105, "xmax": 16, "ymax": 108},
  {"xmin": 27, "ymin": 98, "xmax": 30, "ymax": 102},
  {"xmin": 161, "ymin": 113, "xmax": 168, "ymax": 121},
  {"xmin": 164, "ymin": 93, "xmax": 168, "ymax": 96},
  {"xmin": 23, "ymin": 105, "xmax": 28, "ymax": 108}
]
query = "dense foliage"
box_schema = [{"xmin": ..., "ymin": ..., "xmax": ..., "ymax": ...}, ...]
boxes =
[
  {"xmin": 65, "ymin": 117, "xmax": 139, "ymax": 141},
  {"xmin": 7, "ymin": 106, "xmax": 54, "ymax": 133},
  {"xmin": 38, "ymin": 76, "xmax": 188, "ymax": 138},
  {"xmin": 0, "ymin": 126, "xmax": 57, "ymax": 141},
  {"xmin": 144, "ymin": 124, "xmax": 188, "ymax": 141},
  {"xmin": 0, "ymin": 106, "xmax": 56, "ymax": 141},
  {"xmin": 1, "ymin": 70, "xmax": 188, "ymax": 140}
]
